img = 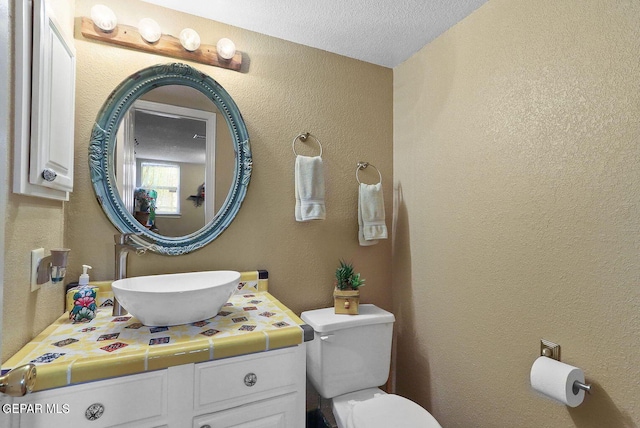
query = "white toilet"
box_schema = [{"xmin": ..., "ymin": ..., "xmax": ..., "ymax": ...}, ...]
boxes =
[{"xmin": 301, "ymin": 304, "xmax": 442, "ymax": 428}]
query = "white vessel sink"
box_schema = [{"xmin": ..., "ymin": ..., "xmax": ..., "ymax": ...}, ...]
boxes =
[{"xmin": 111, "ymin": 270, "xmax": 241, "ymax": 326}]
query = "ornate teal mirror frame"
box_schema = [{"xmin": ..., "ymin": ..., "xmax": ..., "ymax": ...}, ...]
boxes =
[{"xmin": 89, "ymin": 63, "xmax": 252, "ymax": 255}]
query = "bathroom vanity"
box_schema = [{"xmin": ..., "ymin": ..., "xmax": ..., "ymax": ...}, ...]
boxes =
[
  {"xmin": 1, "ymin": 272, "xmax": 309, "ymax": 427},
  {"xmin": 4, "ymin": 346, "xmax": 305, "ymax": 427}
]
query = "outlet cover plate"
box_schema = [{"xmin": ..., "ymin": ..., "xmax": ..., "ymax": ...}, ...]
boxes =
[{"xmin": 31, "ymin": 248, "xmax": 45, "ymax": 291}]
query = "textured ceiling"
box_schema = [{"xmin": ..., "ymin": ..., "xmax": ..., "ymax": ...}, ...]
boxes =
[
  {"xmin": 140, "ymin": 0, "xmax": 488, "ymax": 68},
  {"xmin": 135, "ymin": 112, "xmax": 206, "ymax": 164}
]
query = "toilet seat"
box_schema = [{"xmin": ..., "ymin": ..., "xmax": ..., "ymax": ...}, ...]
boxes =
[{"xmin": 333, "ymin": 389, "xmax": 442, "ymax": 428}]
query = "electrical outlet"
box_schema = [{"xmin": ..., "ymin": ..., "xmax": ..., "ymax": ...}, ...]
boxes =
[{"xmin": 31, "ymin": 248, "xmax": 45, "ymax": 291}]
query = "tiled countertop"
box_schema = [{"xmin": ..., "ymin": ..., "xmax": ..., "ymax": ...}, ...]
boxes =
[{"xmin": 3, "ymin": 272, "xmax": 307, "ymax": 392}]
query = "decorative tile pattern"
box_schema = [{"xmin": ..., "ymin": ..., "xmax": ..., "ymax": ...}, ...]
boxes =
[
  {"xmin": 100, "ymin": 342, "xmax": 128, "ymax": 352},
  {"xmin": 5, "ymin": 287, "xmax": 304, "ymax": 393},
  {"xmin": 191, "ymin": 321, "xmax": 209, "ymax": 327},
  {"xmin": 30, "ymin": 353, "xmax": 65, "ymax": 364},
  {"xmin": 97, "ymin": 333, "xmax": 120, "ymax": 341},
  {"xmin": 259, "ymin": 311, "xmax": 276, "ymax": 318},
  {"xmin": 273, "ymin": 322, "xmax": 290, "ymax": 328},
  {"xmin": 149, "ymin": 337, "xmax": 170, "ymax": 345},
  {"xmin": 125, "ymin": 323, "xmax": 143, "ymax": 329},
  {"xmin": 52, "ymin": 338, "xmax": 79, "ymax": 347}
]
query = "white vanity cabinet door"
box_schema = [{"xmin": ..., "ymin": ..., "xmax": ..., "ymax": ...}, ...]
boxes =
[
  {"xmin": 10, "ymin": 370, "xmax": 168, "ymax": 428},
  {"xmin": 193, "ymin": 393, "xmax": 298, "ymax": 428},
  {"xmin": 29, "ymin": 0, "xmax": 75, "ymax": 193},
  {"xmin": 192, "ymin": 345, "xmax": 306, "ymax": 427}
]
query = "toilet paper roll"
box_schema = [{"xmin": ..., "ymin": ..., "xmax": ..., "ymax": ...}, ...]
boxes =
[{"xmin": 530, "ymin": 356, "xmax": 585, "ymax": 407}]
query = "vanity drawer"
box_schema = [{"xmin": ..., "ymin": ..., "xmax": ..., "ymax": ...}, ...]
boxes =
[
  {"xmin": 15, "ymin": 370, "xmax": 167, "ymax": 428},
  {"xmin": 194, "ymin": 347, "xmax": 301, "ymax": 411},
  {"xmin": 193, "ymin": 393, "xmax": 297, "ymax": 428}
]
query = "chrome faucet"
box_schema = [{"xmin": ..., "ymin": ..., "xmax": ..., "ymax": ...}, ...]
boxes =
[{"xmin": 113, "ymin": 233, "xmax": 148, "ymax": 316}]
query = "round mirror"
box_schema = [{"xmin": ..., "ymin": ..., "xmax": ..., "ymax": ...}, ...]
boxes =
[{"xmin": 89, "ymin": 63, "xmax": 252, "ymax": 255}]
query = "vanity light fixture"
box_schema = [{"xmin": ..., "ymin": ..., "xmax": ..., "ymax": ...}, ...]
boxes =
[
  {"xmin": 216, "ymin": 38, "xmax": 236, "ymax": 60},
  {"xmin": 179, "ymin": 28, "xmax": 201, "ymax": 51},
  {"xmin": 79, "ymin": 17, "xmax": 243, "ymax": 71},
  {"xmin": 138, "ymin": 18, "xmax": 162, "ymax": 43},
  {"xmin": 90, "ymin": 4, "xmax": 117, "ymax": 32}
]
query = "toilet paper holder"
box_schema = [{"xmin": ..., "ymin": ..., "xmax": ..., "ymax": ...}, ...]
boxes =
[
  {"xmin": 573, "ymin": 380, "xmax": 592, "ymax": 395},
  {"xmin": 540, "ymin": 339, "xmax": 592, "ymax": 395}
]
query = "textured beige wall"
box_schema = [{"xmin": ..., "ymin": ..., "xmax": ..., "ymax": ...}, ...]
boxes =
[
  {"xmin": 2, "ymin": 0, "xmax": 75, "ymax": 362},
  {"xmin": 65, "ymin": 1, "xmax": 393, "ymax": 319},
  {"xmin": 393, "ymin": 0, "xmax": 640, "ymax": 426}
]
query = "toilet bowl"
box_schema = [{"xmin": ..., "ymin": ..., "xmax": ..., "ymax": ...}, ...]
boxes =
[
  {"xmin": 301, "ymin": 305, "xmax": 442, "ymax": 428},
  {"xmin": 333, "ymin": 388, "xmax": 442, "ymax": 428}
]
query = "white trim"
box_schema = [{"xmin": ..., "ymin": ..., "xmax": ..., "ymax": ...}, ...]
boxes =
[{"xmin": 1, "ymin": 0, "xmax": 10, "ymax": 372}]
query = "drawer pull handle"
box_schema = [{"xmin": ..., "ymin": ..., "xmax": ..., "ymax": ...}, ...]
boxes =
[
  {"xmin": 202, "ymin": 425, "xmax": 211, "ymax": 428},
  {"xmin": 85, "ymin": 403, "xmax": 105, "ymax": 420},
  {"xmin": 244, "ymin": 372, "xmax": 257, "ymax": 387}
]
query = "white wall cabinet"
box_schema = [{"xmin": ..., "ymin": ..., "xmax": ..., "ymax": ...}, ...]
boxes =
[
  {"xmin": 3, "ymin": 345, "xmax": 306, "ymax": 428},
  {"xmin": 13, "ymin": 0, "xmax": 75, "ymax": 201}
]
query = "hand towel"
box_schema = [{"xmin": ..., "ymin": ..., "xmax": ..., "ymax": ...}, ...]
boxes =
[
  {"xmin": 358, "ymin": 182, "xmax": 387, "ymax": 245},
  {"xmin": 295, "ymin": 155, "xmax": 326, "ymax": 221}
]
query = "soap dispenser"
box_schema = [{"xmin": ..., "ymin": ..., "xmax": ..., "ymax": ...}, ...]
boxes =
[{"xmin": 69, "ymin": 265, "xmax": 97, "ymax": 322}]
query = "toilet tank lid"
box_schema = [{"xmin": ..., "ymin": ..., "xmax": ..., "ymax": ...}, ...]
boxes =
[{"xmin": 301, "ymin": 304, "xmax": 395, "ymax": 333}]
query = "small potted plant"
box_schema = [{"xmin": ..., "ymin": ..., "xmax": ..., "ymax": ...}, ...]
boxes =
[{"xmin": 333, "ymin": 260, "xmax": 365, "ymax": 315}]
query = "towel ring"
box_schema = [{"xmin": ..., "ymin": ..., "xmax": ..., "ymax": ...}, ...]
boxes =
[
  {"xmin": 356, "ymin": 162, "xmax": 382, "ymax": 185},
  {"xmin": 292, "ymin": 132, "xmax": 323, "ymax": 157}
]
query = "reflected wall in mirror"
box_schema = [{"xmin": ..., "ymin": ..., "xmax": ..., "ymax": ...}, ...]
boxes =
[
  {"xmin": 114, "ymin": 86, "xmax": 234, "ymax": 237},
  {"xmin": 90, "ymin": 63, "xmax": 251, "ymax": 255}
]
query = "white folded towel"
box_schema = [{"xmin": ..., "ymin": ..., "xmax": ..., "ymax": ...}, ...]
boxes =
[
  {"xmin": 358, "ymin": 182, "xmax": 387, "ymax": 245},
  {"xmin": 295, "ymin": 155, "xmax": 326, "ymax": 221}
]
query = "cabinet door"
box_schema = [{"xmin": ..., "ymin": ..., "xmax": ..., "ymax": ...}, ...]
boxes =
[
  {"xmin": 193, "ymin": 393, "xmax": 298, "ymax": 428},
  {"xmin": 11, "ymin": 370, "xmax": 168, "ymax": 428},
  {"xmin": 28, "ymin": 0, "xmax": 75, "ymax": 193}
]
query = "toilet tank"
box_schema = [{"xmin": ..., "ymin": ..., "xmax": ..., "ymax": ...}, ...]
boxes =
[{"xmin": 301, "ymin": 304, "xmax": 395, "ymax": 399}]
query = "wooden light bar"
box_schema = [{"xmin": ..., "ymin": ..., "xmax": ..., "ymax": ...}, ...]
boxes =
[{"xmin": 80, "ymin": 17, "xmax": 242, "ymax": 72}]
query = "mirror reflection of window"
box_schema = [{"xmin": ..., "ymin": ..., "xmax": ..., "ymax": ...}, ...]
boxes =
[{"xmin": 140, "ymin": 162, "xmax": 180, "ymax": 215}]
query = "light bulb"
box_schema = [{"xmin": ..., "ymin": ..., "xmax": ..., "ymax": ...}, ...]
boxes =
[
  {"xmin": 216, "ymin": 38, "xmax": 236, "ymax": 60},
  {"xmin": 138, "ymin": 18, "xmax": 161, "ymax": 43},
  {"xmin": 179, "ymin": 28, "xmax": 201, "ymax": 52},
  {"xmin": 90, "ymin": 4, "xmax": 117, "ymax": 32}
]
